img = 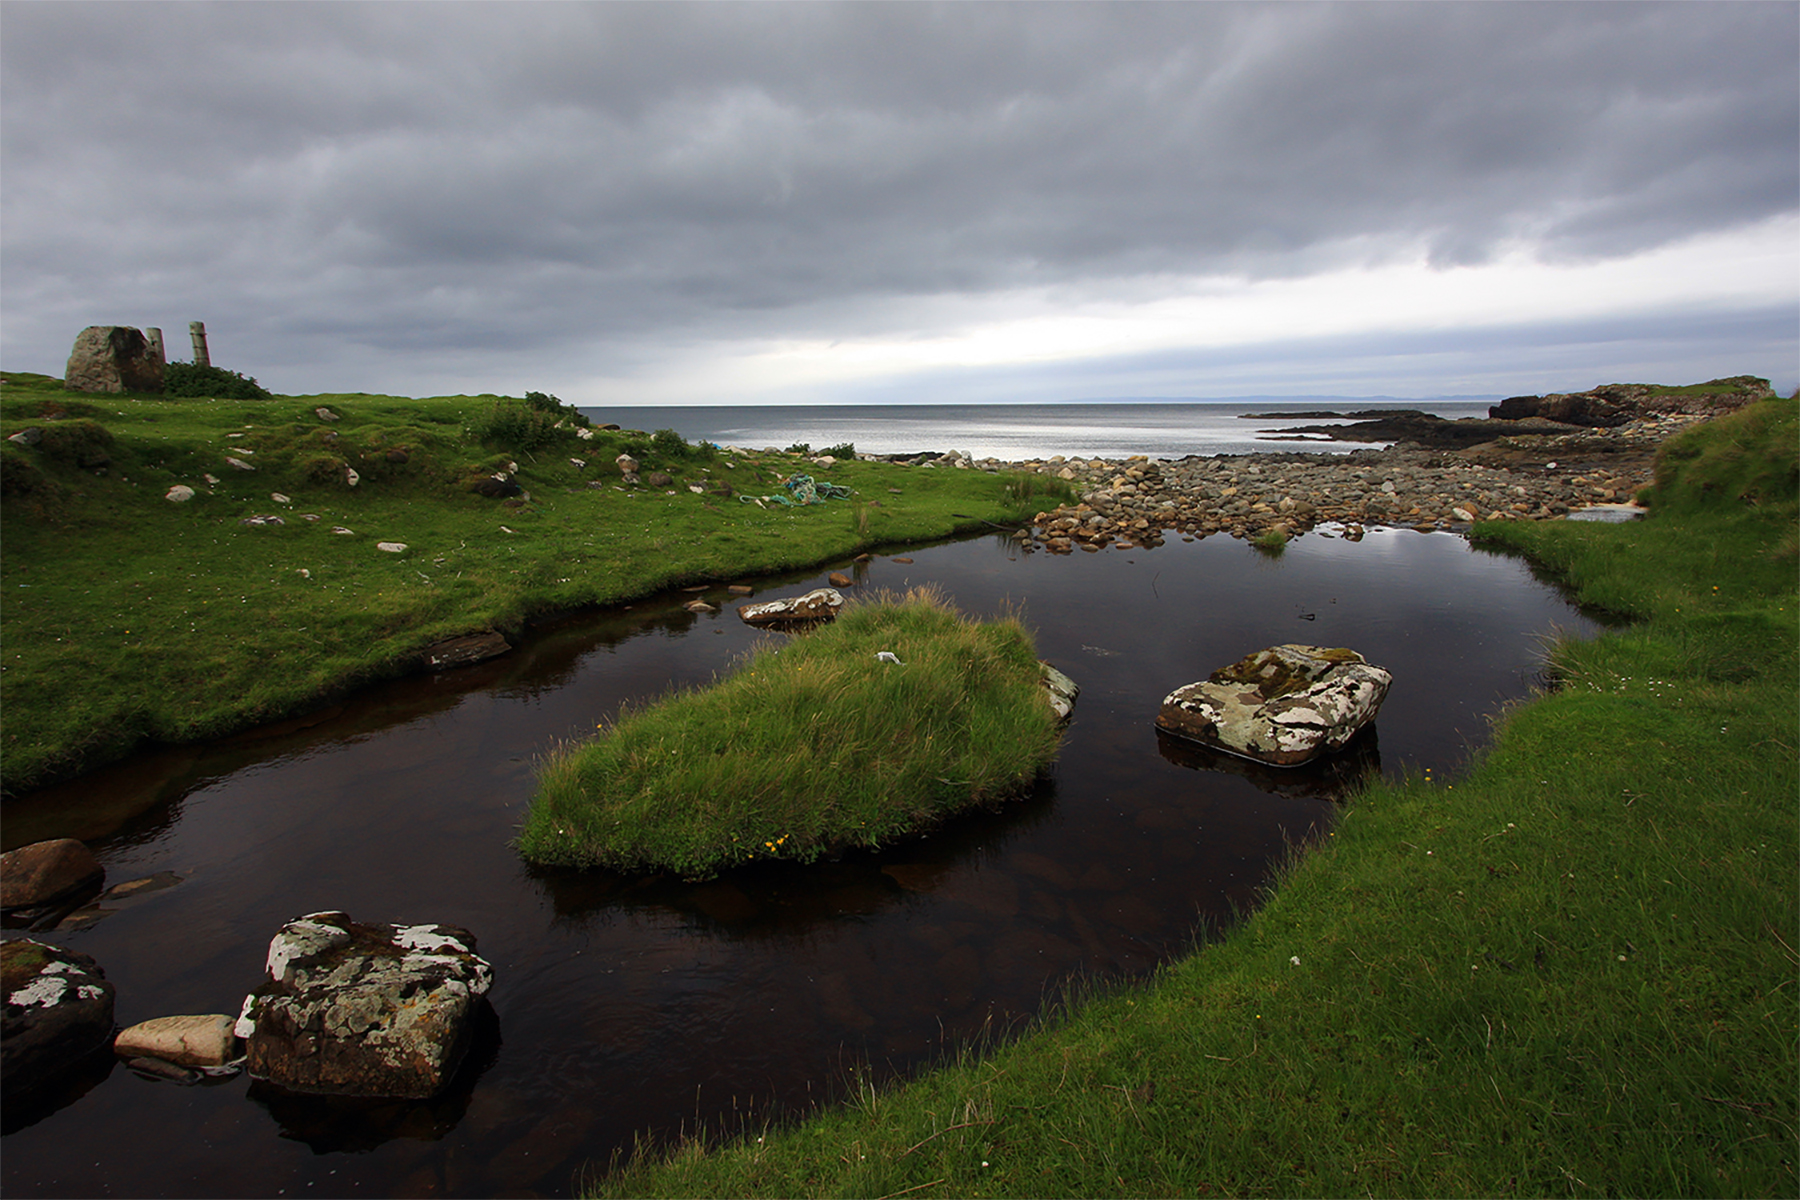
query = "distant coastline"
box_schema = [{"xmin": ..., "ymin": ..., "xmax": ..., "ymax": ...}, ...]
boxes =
[{"xmin": 581, "ymin": 399, "xmax": 1501, "ymax": 461}]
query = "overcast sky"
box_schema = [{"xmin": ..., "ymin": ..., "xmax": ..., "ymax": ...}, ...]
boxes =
[{"xmin": 3, "ymin": 1, "xmax": 1795, "ymax": 405}]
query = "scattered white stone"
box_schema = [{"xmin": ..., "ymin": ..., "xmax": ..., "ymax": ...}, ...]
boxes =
[
  {"xmin": 165, "ymin": 485, "xmax": 196, "ymax": 502},
  {"xmin": 376, "ymin": 542, "xmax": 408, "ymax": 553},
  {"xmin": 330, "ymin": 526, "xmax": 355, "ymax": 535},
  {"xmin": 226, "ymin": 432, "xmax": 245, "ymax": 439},
  {"xmin": 345, "ymin": 467, "xmax": 360, "ymax": 487},
  {"xmin": 225, "ymin": 457, "xmax": 255, "ymax": 471},
  {"xmin": 271, "ymin": 493, "xmax": 291, "ymax": 504},
  {"xmin": 688, "ymin": 484, "xmax": 705, "ymax": 494},
  {"xmin": 569, "ymin": 458, "xmax": 586, "ymax": 468},
  {"xmin": 204, "ymin": 473, "xmax": 220, "ymax": 485},
  {"xmin": 315, "ymin": 407, "xmax": 339, "ymax": 422},
  {"xmin": 297, "ymin": 569, "xmax": 310, "ymax": 579},
  {"xmin": 575, "ymin": 427, "xmax": 594, "ymax": 440},
  {"xmin": 499, "ymin": 526, "xmax": 516, "ymax": 534}
]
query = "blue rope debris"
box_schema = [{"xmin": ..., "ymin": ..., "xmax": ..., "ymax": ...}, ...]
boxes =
[{"xmin": 740, "ymin": 473, "xmax": 855, "ymax": 508}]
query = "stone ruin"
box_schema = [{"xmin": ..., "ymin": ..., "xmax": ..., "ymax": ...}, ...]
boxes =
[{"xmin": 63, "ymin": 325, "xmax": 165, "ymax": 394}]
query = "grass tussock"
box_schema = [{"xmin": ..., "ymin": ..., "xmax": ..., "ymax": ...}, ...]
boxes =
[
  {"xmin": 518, "ymin": 587, "xmax": 1064, "ymax": 877},
  {"xmin": 586, "ymin": 398, "xmax": 1798, "ymax": 1196}
]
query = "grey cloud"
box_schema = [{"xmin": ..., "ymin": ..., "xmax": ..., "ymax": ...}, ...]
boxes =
[{"xmin": 2, "ymin": 1, "xmax": 1794, "ymax": 392}]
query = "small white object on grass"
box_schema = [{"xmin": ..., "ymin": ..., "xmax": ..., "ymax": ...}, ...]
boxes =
[{"xmin": 876, "ymin": 651, "xmax": 904, "ymax": 665}]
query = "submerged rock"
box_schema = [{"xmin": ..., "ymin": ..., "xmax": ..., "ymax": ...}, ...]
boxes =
[
  {"xmin": 737, "ymin": 587, "xmax": 845, "ymax": 626},
  {"xmin": 420, "ymin": 631, "xmax": 511, "ymax": 671},
  {"xmin": 2, "ymin": 939, "xmax": 116, "ymax": 1096},
  {"xmin": 1156, "ymin": 644, "xmax": 1391, "ymax": 767},
  {"xmin": 238, "ymin": 912, "xmax": 493, "ymax": 1099},
  {"xmin": 1, "ymin": 839, "xmax": 104, "ymax": 911}
]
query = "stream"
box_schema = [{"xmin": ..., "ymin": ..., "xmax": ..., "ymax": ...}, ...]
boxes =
[{"xmin": 2, "ymin": 525, "xmax": 1601, "ymax": 1198}]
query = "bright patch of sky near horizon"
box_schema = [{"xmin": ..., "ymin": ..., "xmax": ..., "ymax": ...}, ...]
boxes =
[{"xmin": 2, "ymin": 2, "xmax": 1795, "ymax": 404}]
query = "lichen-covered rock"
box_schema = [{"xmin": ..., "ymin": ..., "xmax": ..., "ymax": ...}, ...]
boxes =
[
  {"xmin": 1040, "ymin": 662, "xmax": 1080, "ymax": 721},
  {"xmin": 1, "ymin": 838, "xmax": 104, "ymax": 911},
  {"xmin": 1156, "ymin": 644, "xmax": 1390, "ymax": 767},
  {"xmin": 2, "ymin": 939, "xmax": 116, "ymax": 1095},
  {"xmin": 737, "ymin": 587, "xmax": 845, "ymax": 626},
  {"xmin": 237, "ymin": 912, "xmax": 493, "ymax": 1099}
]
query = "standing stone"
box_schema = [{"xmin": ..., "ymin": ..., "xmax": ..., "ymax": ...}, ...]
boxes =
[
  {"xmin": 237, "ymin": 912, "xmax": 493, "ymax": 1099},
  {"xmin": 2, "ymin": 939, "xmax": 116, "ymax": 1096},
  {"xmin": 63, "ymin": 326, "xmax": 165, "ymax": 394},
  {"xmin": 1, "ymin": 839, "xmax": 104, "ymax": 911},
  {"xmin": 188, "ymin": 321, "xmax": 210, "ymax": 367},
  {"xmin": 144, "ymin": 327, "xmax": 165, "ymax": 366}
]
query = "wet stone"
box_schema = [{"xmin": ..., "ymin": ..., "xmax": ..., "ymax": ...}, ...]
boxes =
[
  {"xmin": 2, "ymin": 839, "xmax": 104, "ymax": 913},
  {"xmin": 238, "ymin": 912, "xmax": 493, "ymax": 1100},
  {"xmin": 2, "ymin": 939, "xmax": 116, "ymax": 1097}
]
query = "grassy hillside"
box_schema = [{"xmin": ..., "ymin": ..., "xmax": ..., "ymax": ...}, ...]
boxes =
[
  {"xmin": 590, "ymin": 395, "xmax": 1798, "ymax": 1196},
  {"xmin": 0, "ymin": 372, "xmax": 1066, "ymax": 795}
]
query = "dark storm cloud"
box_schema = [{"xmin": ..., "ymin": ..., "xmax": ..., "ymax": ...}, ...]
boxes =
[{"xmin": 2, "ymin": 1, "xmax": 1794, "ymax": 394}]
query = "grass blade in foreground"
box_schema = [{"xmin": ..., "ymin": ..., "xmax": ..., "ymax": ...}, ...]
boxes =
[{"xmin": 518, "ymin": 587, "xmax": 1067, "ymax": 878}]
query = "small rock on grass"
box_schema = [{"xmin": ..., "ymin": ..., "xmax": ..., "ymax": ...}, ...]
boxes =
[{"xmin": 376, "ymin": 542, "xmax": 407, "ymax": 553}]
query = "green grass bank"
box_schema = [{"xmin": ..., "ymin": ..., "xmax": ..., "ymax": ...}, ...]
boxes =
[
  {"xmin": 0, "ymin": 372, "xmax": 1068, "ymax": 796},
  {"xmin": 591, "ymin": 397, "xmax": 1797, "ymax": 1196},
  {"xmin": 520, "ymin": 586, "xmax": 1066, "ymax": 877}
]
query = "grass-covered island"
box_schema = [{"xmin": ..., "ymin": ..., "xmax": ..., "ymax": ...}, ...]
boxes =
[
  {"xmin": 519, "ymin": 587, "xmax": 1068, "ymax": 877},
  {"xmin": 0, "ymin": 372, "xmax": 1070, "ymax": 796},
  {"xmin": 586, "ymin": 393, "xmax": 1797, "ymax": 1196}
]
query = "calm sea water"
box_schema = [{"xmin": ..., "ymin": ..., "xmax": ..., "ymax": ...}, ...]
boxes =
[{"xmin": 581, "ymin": 399, "xmax": 1499, "ymax": 461}]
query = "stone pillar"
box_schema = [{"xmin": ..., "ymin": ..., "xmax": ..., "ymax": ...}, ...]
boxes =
[
  {"xmin": 145, "ymin": 328, "xmax": 165, "ymax": 366},
  {"xmin": 189, "ymin": 321, "xmax": 210, "ymax": 367}
]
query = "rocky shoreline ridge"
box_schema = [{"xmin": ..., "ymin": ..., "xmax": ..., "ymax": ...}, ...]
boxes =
[{"xmin": 853, "ymin": 378, "xmax": 1773, "ymax": 550}]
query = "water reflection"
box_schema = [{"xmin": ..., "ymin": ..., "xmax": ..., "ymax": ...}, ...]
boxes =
[{"xmin": 1155, "ymin": 726, "xmax": 1382, "ymax": 801}]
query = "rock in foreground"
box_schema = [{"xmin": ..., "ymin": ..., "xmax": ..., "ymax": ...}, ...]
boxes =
[
  {"xmin": 1156, "ymin": 644, "xmax": 1391, "ymax": 767},
  {"xmin": 2, "ymin": 939, "xmax": 116, "ymax": 1096},
  {"xmin": 238, "ymin": 912, "xmax": 493, "ymax": 1099}
]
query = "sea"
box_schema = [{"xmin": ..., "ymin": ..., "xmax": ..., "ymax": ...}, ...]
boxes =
[{"xmin": 578, "ymin": 399, "xmax": 1501, "ymax": 462}]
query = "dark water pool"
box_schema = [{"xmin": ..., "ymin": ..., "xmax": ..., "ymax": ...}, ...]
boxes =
[{"xmin": 2, "ymin": 526, "xmax": 1599, "ymax": 1197}]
